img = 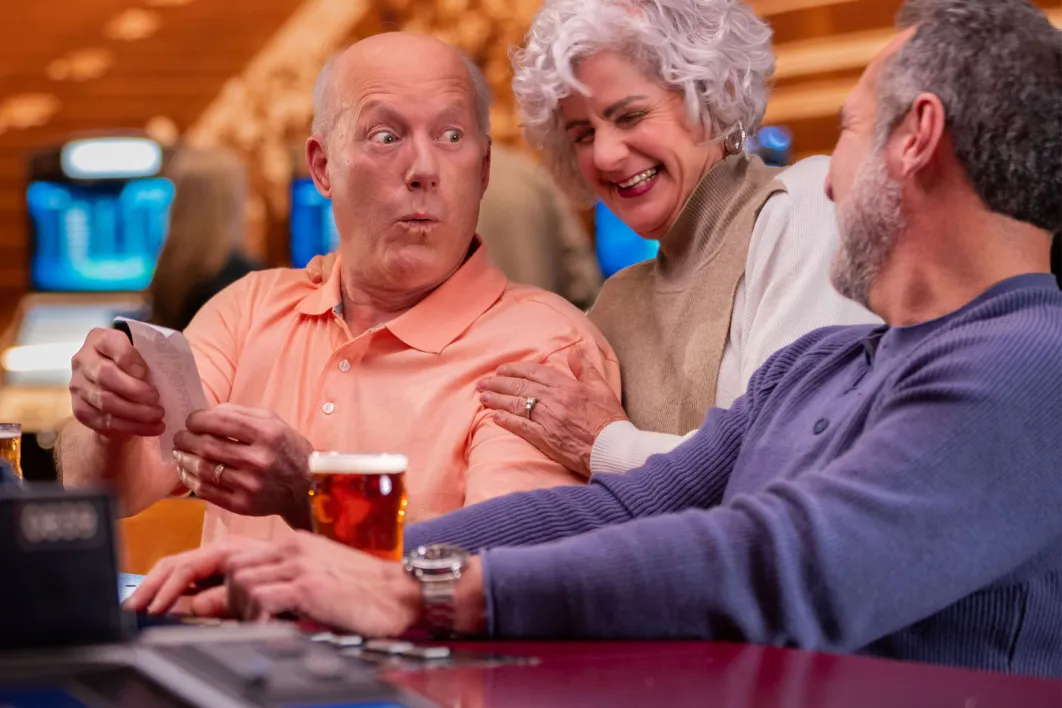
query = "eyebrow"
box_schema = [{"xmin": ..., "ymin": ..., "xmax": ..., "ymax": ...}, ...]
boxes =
[
  {"xmin": 603, "ymin": 95, "xmax": 648, "ymax": 119},
  {"xmin": 563, "ymin": 95, "xmax": 650, "ymax": 131}
]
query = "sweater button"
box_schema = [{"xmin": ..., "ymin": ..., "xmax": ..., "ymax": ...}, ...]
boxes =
[{"xmin": 813, "ymin": 418, "xmax": 829, "ymax": 435}]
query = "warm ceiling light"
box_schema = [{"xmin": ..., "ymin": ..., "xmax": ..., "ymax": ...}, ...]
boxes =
[
  {"xmin": 145, "ymin": 115, "xmax": 180, "ymax": 146},
  {"xmin": 104, "ymin": 8, "xmax": 161, "ymax": 41},
  {"xmin": 2, "ymin": 343, "xmax": 82, "ymax": 374},
  {"xmin": 146, "ymin": 0, "xmax": 195, "ymax": 5},
  {"xmin": 47, "ymin": 48, "xmax": 114, "ymax": 82},
  {"xmin": 0, "ymin": 94, "xmax": 61, "ymax": 129},
  {"xmin": 60, "ymin": 137, "xmax": 163, "ymax": 179},
  {"xmin": 47, "ymin": 60, "xmax": 70, "ymax": 81}
]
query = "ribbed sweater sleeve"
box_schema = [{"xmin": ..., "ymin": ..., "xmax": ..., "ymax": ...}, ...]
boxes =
[
  {"xmin": 482, "ymin": 313, "xmax": 1062, "ymax": 646},
  {"xmin": 588, "ymin": 423, "xmax": 694, "ymax": 475},
  {"xmin": 405, "ymin": 381, "xmax": 760, "ymax": 552}
]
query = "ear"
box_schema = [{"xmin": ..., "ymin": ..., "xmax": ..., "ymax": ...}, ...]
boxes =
[
  {"xmin": 897, "ymin": 92, "xmax": 946, "ymax": 178},
  {"xmin": 480, "ymin": 136, "xmax": 492, "ymax": 197},
  {"xmin": 306, "ymin": 135, "xmax": 332, "ymax": 199}
]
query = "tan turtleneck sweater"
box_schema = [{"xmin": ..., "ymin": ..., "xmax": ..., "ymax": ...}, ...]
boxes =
[
  {"xmin": 589, "ymin": 153, "xmax": 786, "ymax": 434},
  {"xmin": 587, "ymin": 155, "xmax": 880, "ymax": 473}
]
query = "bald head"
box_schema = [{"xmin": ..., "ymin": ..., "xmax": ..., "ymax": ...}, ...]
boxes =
[{"xmin": 311, "ymin": 32, "xmax": 492, "ymax": 139}]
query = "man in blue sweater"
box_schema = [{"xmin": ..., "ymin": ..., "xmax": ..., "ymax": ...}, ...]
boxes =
[{"xmin": 129, "ymin": 0, "xmax": 1062, "ymax": 677}]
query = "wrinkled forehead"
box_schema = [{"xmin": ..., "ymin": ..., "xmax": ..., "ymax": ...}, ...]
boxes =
[{"xmin": 336, "ymin": 52, "xmax": 476, "ymax": 123}]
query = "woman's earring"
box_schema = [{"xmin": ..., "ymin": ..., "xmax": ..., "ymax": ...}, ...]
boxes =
[{"xmin": 723, "ymin": 122, "xmax": 747, "ymax": 155}]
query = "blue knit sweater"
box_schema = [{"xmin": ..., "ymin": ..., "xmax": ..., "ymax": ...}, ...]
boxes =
[{"xmin": 407, "ymin": 274, "xmax": 1062, "ymax": 678}]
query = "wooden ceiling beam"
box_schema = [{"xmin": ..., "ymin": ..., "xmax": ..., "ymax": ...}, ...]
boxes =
[
  {"xmin": 767, "ymin": 6, "xmax": 1062, "ymax": 122},
  {"xmin": 751, "ymin": 0, "xmax": 860, "ymax": 17}
]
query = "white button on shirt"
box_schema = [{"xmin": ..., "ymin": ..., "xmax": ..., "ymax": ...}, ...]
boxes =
[
  {"xmin": 322, "ymin": 401, "xmax": 335, "ymax": 415},
  {"xmin": 338, "ymin": 360, "xmax": 351, "ymax": 372}
]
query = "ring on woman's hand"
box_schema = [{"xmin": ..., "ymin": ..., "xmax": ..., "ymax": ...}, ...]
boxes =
[
  {"xmin": 524, "ymin": 396, "xmax": 538, "ymax": 419},
  {"xmin": 213, "ymin": 463, "xmax": 226, "ymax": 484}
]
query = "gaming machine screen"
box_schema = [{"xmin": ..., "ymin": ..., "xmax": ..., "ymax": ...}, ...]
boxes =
[
  {"xmin": 26, "ymin": 178, "xmax": 174, "ymax": 293},
  {"xmin": 290, "ymin": 178, "xmax": 339, "ymax": 269},
  {"xmin": 594, "ymin": 201, "xmax": 659, "ymax": 278}
]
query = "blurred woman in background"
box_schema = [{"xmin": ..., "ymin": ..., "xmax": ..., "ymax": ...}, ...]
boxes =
[
  {"xmin": 476, "ymin": 0, "xmax": 879, "ymax": 476},
  {"xmin": 477, "ymin": 142, "xmax": 603, "ymax": 310},
  {"xmin": 147, "ymin": 148, "xmax": 262, "ymax": 331}
]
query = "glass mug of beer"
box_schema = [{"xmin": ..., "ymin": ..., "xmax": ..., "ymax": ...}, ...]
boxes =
[
  {"xmin": 307, "ymin": 452, "xmax": 408, "ymax": 561},
  {"xmin": 0, "ymin": 424, "xmax": 21, "ymax": 480}
]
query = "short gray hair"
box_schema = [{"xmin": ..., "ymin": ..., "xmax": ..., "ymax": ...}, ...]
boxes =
[
  {"xmin": 463, "ymin": 54, "xmax": 493, "ymax": 140},
  {"xmin": 876, "ymin": 0, "xmax": 1062, "ymax": 234},
  {"xmin": 311, "ymin": 53, "xmax": 338, "ymax": 137},
  {"xmin": 311, "ymin": 47, "xmax": 492, "ymax": 140},
  {"xmin": 511, "ymin": 0, "xmax": 774, "ymax": 204}
]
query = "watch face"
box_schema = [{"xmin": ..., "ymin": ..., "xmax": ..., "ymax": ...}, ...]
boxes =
[{"xmin": 410, "ymin": 543, "xmax": 469, "ymax": 571}]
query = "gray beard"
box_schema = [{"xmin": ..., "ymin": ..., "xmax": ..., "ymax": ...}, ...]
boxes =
[{"xmin": 830, "ymin": 151, "xmax": 906, "ymax": 309}]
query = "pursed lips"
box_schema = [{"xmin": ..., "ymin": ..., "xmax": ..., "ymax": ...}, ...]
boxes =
[{"xmin": 397, "ymin": 212, "xmax": 439, "ymax": 223}]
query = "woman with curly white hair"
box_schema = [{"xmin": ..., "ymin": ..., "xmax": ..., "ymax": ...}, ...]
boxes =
[{"xmin": 477, "ymin": 0, "xmax": 880, "ymax": 476}]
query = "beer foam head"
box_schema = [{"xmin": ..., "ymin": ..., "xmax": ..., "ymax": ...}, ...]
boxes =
[{"xmin": 308, "ymin": 452, "xmax": 407, "ymax": 474}]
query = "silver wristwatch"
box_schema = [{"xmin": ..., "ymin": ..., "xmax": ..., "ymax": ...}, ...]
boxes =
[{"xmin": 402, "ymin": 543, "xmax": 471, "ymax": 637}]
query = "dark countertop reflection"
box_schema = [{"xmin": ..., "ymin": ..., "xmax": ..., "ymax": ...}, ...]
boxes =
[{"xmin": 385, "ymin": 641, "xmax": 1062, "ymax": 708}]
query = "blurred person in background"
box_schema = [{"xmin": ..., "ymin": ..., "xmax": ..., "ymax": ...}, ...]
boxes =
[
  {"xmin": 57, "ymin": 33, "xmax": 619, "ymax": 542},
  {"xmin": 475, "ymin": 0, "xmax": 879, "ymax": 478},
  {"xmin": 477, "ymin": 142, "xmax": 602, "ymax": 310},
  {"xmin": 147, "ymin": 148, "xmax": 263, "ymax": 332}
]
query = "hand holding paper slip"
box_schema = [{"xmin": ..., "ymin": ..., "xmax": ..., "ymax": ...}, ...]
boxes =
[{"xmin": 112, "ymin": 317, "xmax": 210, "ymax": 461}]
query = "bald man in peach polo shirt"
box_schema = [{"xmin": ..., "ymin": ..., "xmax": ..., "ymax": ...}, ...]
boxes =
[{"xmin": 57, "ymin": 33, "xmax": 620, "ymax": 543}]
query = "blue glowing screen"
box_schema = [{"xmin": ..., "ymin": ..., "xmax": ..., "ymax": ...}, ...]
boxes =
[
  {"xmin": 27, "ymin": 179, "xmax": 175, "ymax": 292},
  {"xmin": 290, "ymin": 178, "xmax": 339, "ymax": 268},
  {"xmin": 594, "ymin": 201, "xmax": 659, "ymax": 277},
  {"xmin": 0, "ymin": 688, "xmax": 91, "ymax": 708}
]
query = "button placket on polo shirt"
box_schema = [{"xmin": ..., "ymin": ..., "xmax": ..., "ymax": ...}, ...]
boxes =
[{"xmin": 319, "ymin": 324, "xmax": 383, "ymax": 419}]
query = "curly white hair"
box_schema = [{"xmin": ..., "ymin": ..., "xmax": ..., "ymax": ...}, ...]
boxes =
[{"xmin": 511, "ymin": 0, "xmax": 775, "ymax": 205}]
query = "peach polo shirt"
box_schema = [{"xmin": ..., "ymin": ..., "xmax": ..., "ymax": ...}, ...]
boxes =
[{"xmin": 184, "ymin": 244, "xmax": 621, "ymax": 545}]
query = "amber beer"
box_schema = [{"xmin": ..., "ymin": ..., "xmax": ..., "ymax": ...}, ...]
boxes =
[
  {"xmin": 308, "ymin": 452, "xmax": 408, "ymax": 561},
  {"xmin": 0, "ymin": 424, "xmax": 21, "ymax": 480}
]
